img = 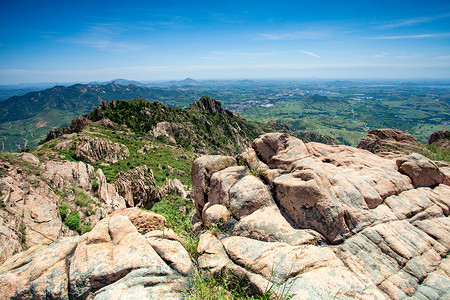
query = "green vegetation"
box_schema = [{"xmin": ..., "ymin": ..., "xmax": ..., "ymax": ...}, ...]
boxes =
[
  {"xmin": 74, "ymin": 187, "xmax": 95, "ymax": 208},
  {"xmin": 63, "ymin": 210, "xmax": 91, "ymax": 235},
  {"xmin": 419, "ymin": 144, "xmax": 450, "ymax": 162},
  {"xmin": 188, "ymin": 269, "xmax": 256, "ymax": 299},
  {"xmin": 64, "ymin": 211, "xmax": 81, "ymax": 232},
  {"xmin": 0, "ymin": 83, "xmax": 207, "ymax": 151},
  {"xmin": 59, "ymin": 201, "xmax": 70, "ymax": 220},
  {"xmin": 151, "ymin": 193, "xmax": 198, "ymax": 259},
  {"xmin": 19, "ymin": 222, "xmax": 27, "ymax": 250},
  {"xmin": 0, "ymin": 153, "xmax": 42, "ymax": 176},
  {"xmin": 1, "ymin": 80, "xmax": 449, "ymax": 151}
]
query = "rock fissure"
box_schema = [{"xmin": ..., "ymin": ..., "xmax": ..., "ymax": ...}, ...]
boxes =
[{"xmin": 193, "ymin": 132, "xmax": 450, "ymax": 299}]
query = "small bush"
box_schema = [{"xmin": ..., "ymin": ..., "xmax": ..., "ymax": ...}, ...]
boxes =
[
  {"xmin": 91, "ymin": 179, "xmax": 99, "ymax": 192},
  {"xmin": 74, "ymin": 187, "xmax": 94, "ymax": 208},
  {"xmin": 59, "ymin": 201, "xmax": 69, "ymax": 221},
  {"xmin": 64, "ymin": 210, "xmax": 81, "ymax": 233}
]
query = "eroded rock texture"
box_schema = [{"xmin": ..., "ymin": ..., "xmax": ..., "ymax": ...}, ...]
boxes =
[
  {"xmin": 0, "ymin": 208, "xmax": 192, "ymax": 299},
  {"xmin": 0, "ymin": 154, "xmax": 126, "ymax": 265},
  {"xmin": 193, "ymin": 132, "xmax": 450, "ymax": 299}
]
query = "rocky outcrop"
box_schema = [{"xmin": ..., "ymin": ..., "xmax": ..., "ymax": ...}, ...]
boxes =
[
  {"xmin": 0, "ymin": 208, "xmax": 193, "ymax": 299},
  {"xmin": 74, "ymin": 136, "xmax": 130, "ymax": 164},
  {"xmin": 0, "ymin": 153, "xmax": 126, "ymax": 265},
  {"xmin": 297, "ymin": 131, "xmax": 339, "ymax": 145},
  {"xmin": 429, "ymin": 130, "xmax": 450, "ymax": 148},
  {"xmin": 0, "ymin": 157, "xmax": 65, "ymax": 264},
  {"xmin": 45, "ymin": 116, "xmax": 91, "ymax": 142},
  {"xmin": 192, "ymin": 133, "xmax": 450, "ymax": 299},
  {"xmin": 188, "ymin": 95, "xmax": 241, "ymax": 119},
  {"xmin": 358, "ymin": 128, "xmax": 422, "ymax": 154},
  {"xmin": 151, "ymin": 121, "xmax": 195, "ymax": 145},
  {"xmin": 114, "ymin": 166, "xmax": 164, "ymax": 209}
]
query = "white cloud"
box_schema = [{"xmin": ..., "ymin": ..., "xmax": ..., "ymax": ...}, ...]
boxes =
[
  {"xmin": 211, "ymin": 51, "xmax": 276, "ymax": 58},
  {"xmin": 300, "ymin": 50, "xmax": 320, "ymax": 58},
  {"xmin": 377, "ymin": 13, "xmax": 450, "ymax": 29},
  {"xmin": 370, "ymin": 33, "xmax": 450, "ymax": 40},
  {"xmin": 257, "ymin": 31, "xmax": 328, "ymax": 40},
  {"xmin": 373, "ymin": 52, "xmax": 391, "ymax": 58},
  {"xmin": 59, "ymin": 23, "xmax": 148, "ymax": 53},
  {"xmin": 201, "ymin": 57, "xmax": 224, "ymax": 61}
]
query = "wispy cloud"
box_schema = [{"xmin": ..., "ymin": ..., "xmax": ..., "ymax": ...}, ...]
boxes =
[
  {"xmin": 257, "ymin": 31, "xmax": 328, "ymax": 41},
  {"xmin": 373, "ymin": 52, "xmax": 391, "ymax": 58},
  {"xmin": 211, "ymin": 51, "xmax": 276, "ymax": 57},
  {"xmin": 370, "ymin": 33, "xmax": 450, "ymax": 40},
  {"xmin": 300, "ymin": 50, "xmax": 320, "ymax": 58},
  {"xmin": 59, "ymin": 23, "xmax": 148, "ymax": 52},
  {"xmin": 377, "ymin": 13, "xmax": 450, "ymax": 29},
  {"xmin": 436, "ymin": 55, "xmax": 450, "ymax": 60},
  {"xmin": 201, "ymin": 57, "xmax": 224, "ymax": 61}
]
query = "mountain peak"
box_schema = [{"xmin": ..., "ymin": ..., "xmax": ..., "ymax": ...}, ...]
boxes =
[{"xmin": 188, "ymin": 96, "xmax": 225, "ymax": 114}]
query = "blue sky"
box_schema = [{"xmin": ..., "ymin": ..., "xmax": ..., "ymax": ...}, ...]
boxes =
[{"xmin": 0, "ymin": 0, "xmax": 449, "ymax": 84}]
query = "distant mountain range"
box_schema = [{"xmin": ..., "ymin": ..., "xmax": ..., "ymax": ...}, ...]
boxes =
[{"xmin": 0, "ymin": 82, "xmax": 212, "ymax": 151}]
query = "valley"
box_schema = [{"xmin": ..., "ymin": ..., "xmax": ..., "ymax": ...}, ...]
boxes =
[{"xmin": 0, "ymin": 79, "xmax": 448, "ymax": 152}]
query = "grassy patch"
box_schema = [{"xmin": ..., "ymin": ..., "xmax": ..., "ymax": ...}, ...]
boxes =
[
  {"xmin": 188, "ymin": 269, "xmax": 256, "ymax": 300},
  {"xmin": 0, "ymin": 153, "xmax": 42, "ymax": 176},
  {"xmin": 74, "ymin": 187, "xmax": 94, "ymax": 208},
  {"xmin": 419, "ymin": 144, "xmax": 450, "ymax": 162},
  {"xmin": 150, "ymin": 193, "xmax": 198, "ymax": 259}
]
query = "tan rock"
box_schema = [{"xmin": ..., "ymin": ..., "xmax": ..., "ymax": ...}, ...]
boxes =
[
  {"xmin": 114, "ymin": 166, "xmax": 163, "ymax": 209},
  {"xmin": 146, "ymin": 237, "xmax": 194, "ymax": 276},
  {"xmin": 191, "ymin": 133, "xmax": 450, "ymax": 298},
  {"xmin": 111, "ymin": 207, "xmax": 167, "ymax": 234},
  {"xmin": 18, "ymin": 153, "xmax": 40, "ymax": 166},
  {"xmin": 232, "ymin": 205, "xmax": 323, "ymax": 245},
  {"xmin": 96, "ymin": 168, "xmax": 126, "ymax": 210},
  {"xmin": 197, "ymin": 232, "xmax": 229, "ymax": 274},
  {"xmin": 202, "ymin": 204, "xmax": 232, "ymax": 226},
  {"xmin": 358, "ymin": 128, "xmax": 422, "ymax": 154},
  {"xmin": 396, "ymin": 153, "xmax": 450, "ymax": 187},
  {"xmin": 0, "ymin": 208, "xmax": 191, "ymax": 299},
  {"xmin": 191, "ymin": 155, "xmax": 236, "ymax": 217},
  {"xmin": 43, "ymin": 160, "xmax": 94, "ymax": 190},
  {"xmin": 74, "ymin": 135, "xmax": 130, "ymax": 164}
]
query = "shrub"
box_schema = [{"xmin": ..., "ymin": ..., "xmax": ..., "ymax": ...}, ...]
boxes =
[
  {"xmin": 91, "ymin": 179, "xmax": 99, "ymax": 192},
  {"xmin": 64, "ymin": 210, "xmax": 81, "ymax": 233},
  {"xmin": 59, "ymin": 201, "xmax": 69, "ymax": 221},
  {"xmin": 74, "ymin": 187, "xmax": 94, "ymax": 208}
]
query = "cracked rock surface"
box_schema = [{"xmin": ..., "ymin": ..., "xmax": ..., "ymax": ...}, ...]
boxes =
[
  {"xmin": 193, "ymin": 133, "xmax": 450, "ymax": 299},
  {"xmin": 0, "ymin": 208, "xmax": 192, "ymax": 299}
]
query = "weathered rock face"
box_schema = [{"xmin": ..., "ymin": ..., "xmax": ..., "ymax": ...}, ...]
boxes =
[
  {"xmin": 0, "ymin": 208, "xmax": 193, "ymax": 299},
  {"xmin": 114, "ymin": 166, "xmax": 163, "ymax": 209},
  {"xmin": 152, "ymin": 121, "xmax": 196, "ymax": 145},
  {"xmin": 74, "ymin": 136, "xmax": 130, "ymax": 164},
  {"xmin": 0, "ymin": 154, "xmax": 126, "ymax": 265},
  {"xmin": 193, "ymin": 133, "xmax": 450, "ymax": 299},
  {"xmin": 358, "ymin": 128, "xmax": 422, "ymax": 154},
  {"xmin": 0, "ymin": 158, "xmax": 65, "ymax": 264}
]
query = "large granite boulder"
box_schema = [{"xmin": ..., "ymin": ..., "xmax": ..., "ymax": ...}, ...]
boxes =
[
  {"xmin": 192, "ymin": 133, "xmax": 450, "ymax": 299},
  {"xmin": 0, "ymin": 208, "xmax": 192, "ymax": 299}
]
